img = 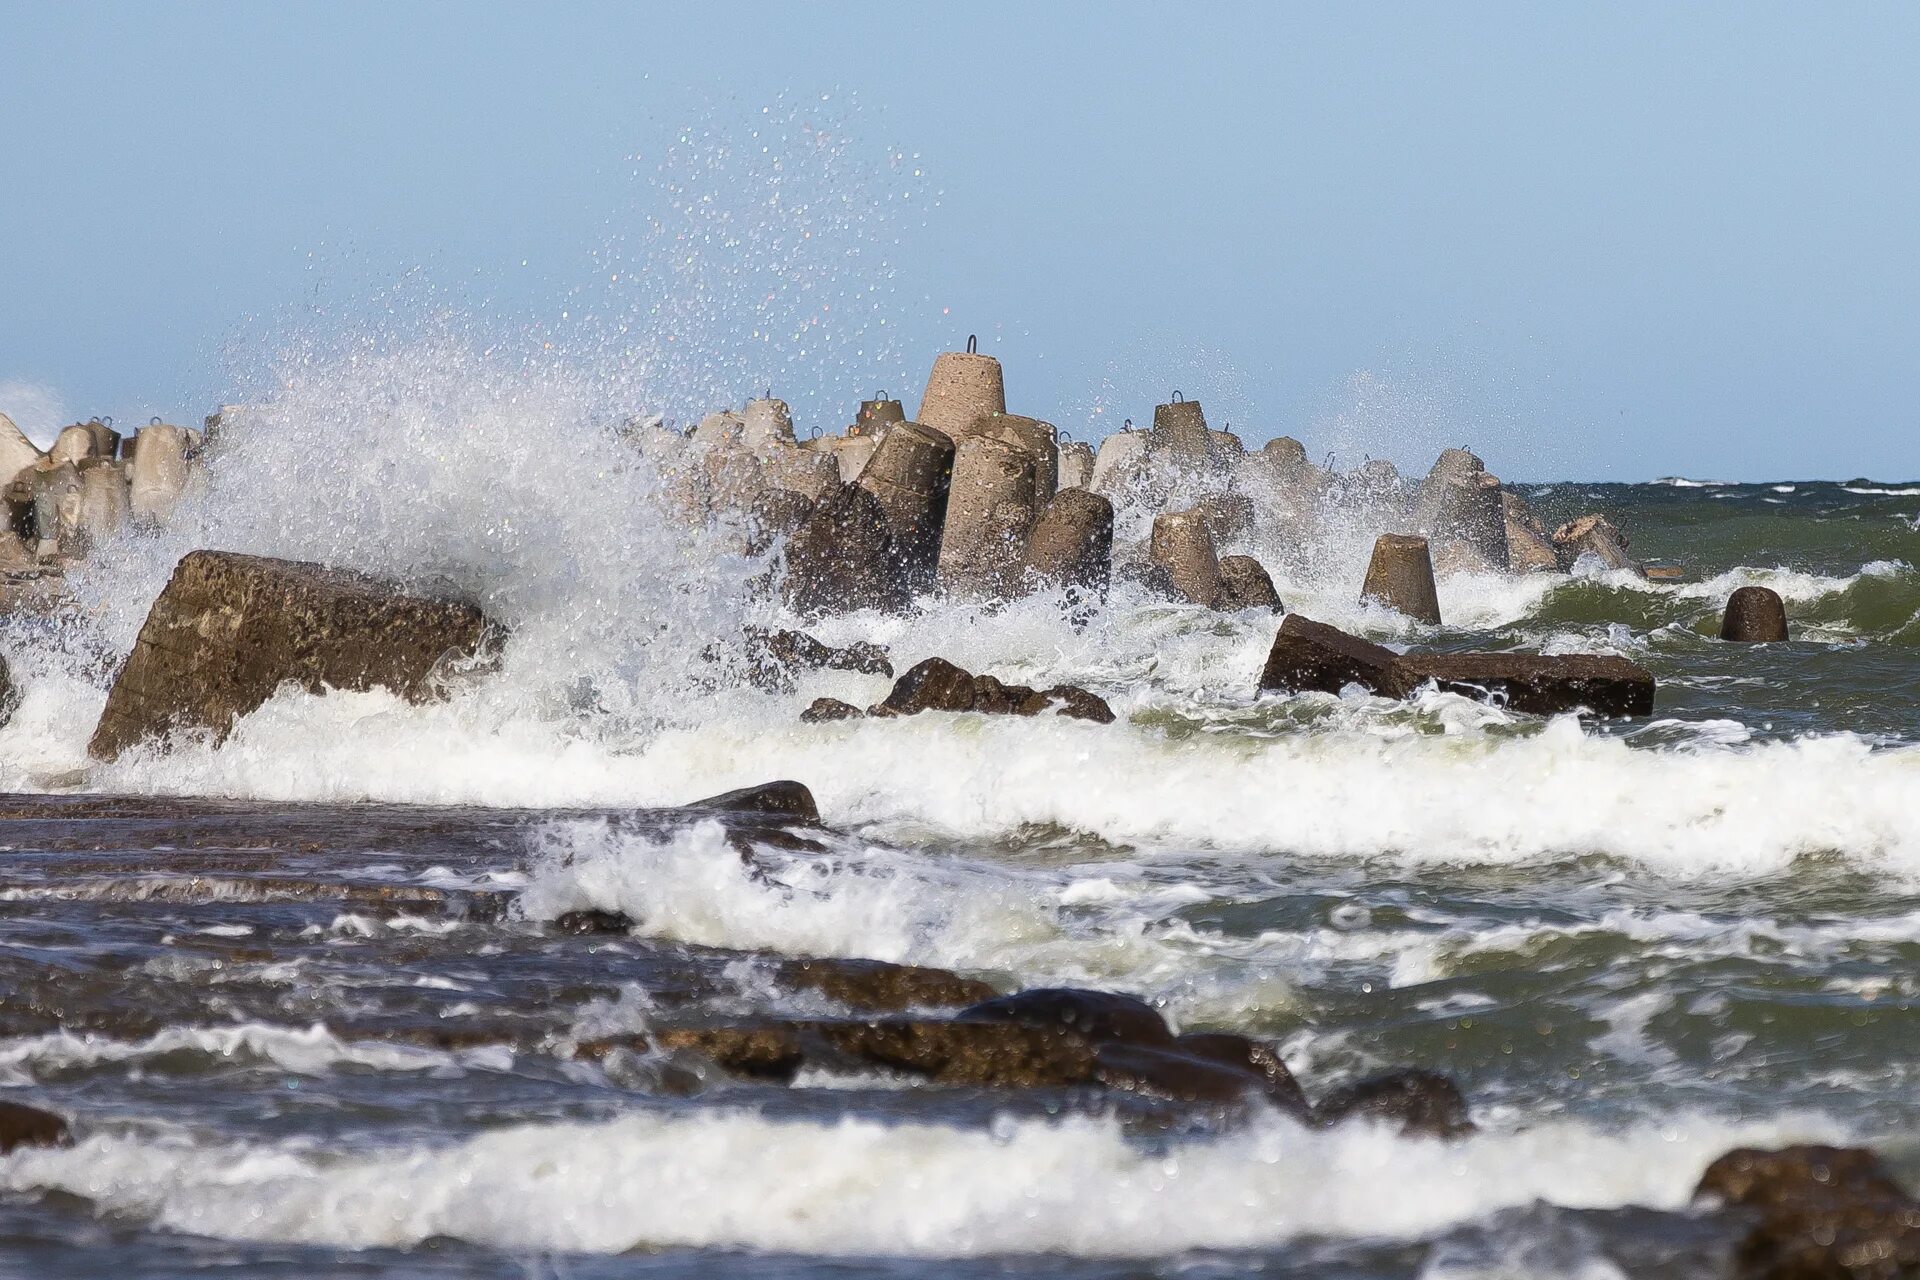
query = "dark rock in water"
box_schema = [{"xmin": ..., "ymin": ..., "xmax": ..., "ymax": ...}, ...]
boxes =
[
  {"xmin": 1258, "ymin": 614, "xmax": 1404, "ymax": 697},
  {"xmin": 774, "ymin": 957, "xmax": 996, "ymax": 1013},
  {"xmin": 0, "ymin": 652, "xmax": 13, "ymax": 729},
  {"xmin": 645, "ymin": 1026, "xmax": 809, "ymax": 1081},
  {"xmin": 0, "ymin": 1100, "xmax": 71, "ymax": 1153},
  {"xmin": 873, "ymin": 657, "xmax": 1115, "ymax": 724},
  {"xmin": 873, "ymin": 656, "xmax": 978, "ymax": 716},
  {"xmin": 812, "ymin": 1019, "xmax": 1095, "ymax": 1088},
  {"xmin": 1024, "ymin": 487, "xmax": 1114, "ymax": 595},
  {"xmin": 1015, "ymin": 685, "xmax": 1117, "ymax": 725},
  {"xmin": 1720, "ymin": 586, "xmax": 1789, "ymax": 643},
  {"xmin": 1316, "ymin": 1069, "xmax": 1474, "ymax": 1139},
  {"xmin": 1361, "ymin": 533, "xmax": 1442, "ymax": 625},
  {"xmin": 1259, "ymin": 616, "xmax": 1657, "ymax": 717},
  {"xmin": 800, "ymin": 697, "xmax": 864, "ymax": 723},
  {"xmin": 685, "ymin": 780, "xmax": 819, "ymax": 822},
  {"xmin": 1553, "ymin": 513, "xmax": 1635, "ymax": 572},
  {"xmin": 648, "ymin": 1018, "xmax": 1098, "ymax": 1089},
  {"xmin": 1695, "ymin": 1145, "xmax": 1920, "ymax": 1280},
  {"xmin": 961, "ymin": 988, "xmax": 1172, "ymax": 1046},
  {"xmin": 89, "ymin": 551, "xmax": 499, "ymax": 760},
  {"xmin": 1173, "ymin": 1031, "xmax": 1311, "ymax": 1117},
  {"xmin": 551, "ymin": 909, "xmax": 634, "ymax": 935},
  {"xmin": 1216, "ymin": 555, "xmax": 1282, "ymax": 613},
  {"xmin": 1394, "ymin": 652, "xmax": 1656, "ymax": 718},
  {"xmin": 1093, "ymin": 1042, "xmax": 1274, "ymax": 1105},
  {"xmin": 744, "ymin": 626, "xmax": 892, "ymax": 690}
]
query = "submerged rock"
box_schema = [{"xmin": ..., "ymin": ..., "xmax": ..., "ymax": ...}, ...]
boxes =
[
  {"xmin": 643, "ymin": 1018, "xmax": 1099, "ymax": 1089},
  {"xmin": 871, "ymin": 657, "xmax": 1114, "ymax": 724},
  {"xmin": 1173, "ymin": 1031, "xmax": 1311, "ymax": 1117},
  {"xmin": 960, "ymin": 988, "xmax": 1172, "ymax": 1046},
  {"xmin": 0, "ymin": 1099, "xmax": 71, "ymax": 1153},
  {"xmin": 1720, "ymin": 586, "xmax": 1789, "ymax": 643},
  {"xmin": 1316, "ymin": 1069, "xmax": 1474, "ymax": 1139},
  {"xmin": 775, "ymin": 958, "xmax": 997, "ymax": 1013},
  {"xmin": 744, "ymin": 627, "xmax": 892, "ymax": 690},
  {"xmin": 799, "ymin": 696, "xmax": 864, "ymax": 723},
  {"xmin": 89, "ymin": 551, "xmax": 498, "ymax": 760},
  {"xmin": 684, "ymin": 780, "xmax": 819, "ymax": 822},
  {"xmin": 1696, "ymin": 1144, "xmax": 1920, "ymax": 1280}
]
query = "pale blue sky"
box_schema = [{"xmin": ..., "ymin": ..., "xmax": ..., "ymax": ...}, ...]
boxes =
[{"xmin": 3, "ymin": 2, "xmax": 1916, "ymax": 480}]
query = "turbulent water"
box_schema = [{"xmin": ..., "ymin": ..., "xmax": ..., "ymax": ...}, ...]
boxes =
[
  {"xmin": 2, "ymin": 106, "xmax": 1918, "ymax": 1278},
  {"xmin": 1, "ymin": 443, "xmax": 1918, "ymax": 1277}
]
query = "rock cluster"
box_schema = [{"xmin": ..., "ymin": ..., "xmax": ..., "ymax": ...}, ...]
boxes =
[{"xmin": 808, "ymin": 656, "xmax": 1116, "ymax": 725}]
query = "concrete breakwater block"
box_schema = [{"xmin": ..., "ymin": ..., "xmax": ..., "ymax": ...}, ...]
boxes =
[
  {"xmin": 1216, "ymin": 554, "xmax": 1282, "ymax": 612},
  {"xmin": 856, "ymin": 422, "xmax": 954, "ymax": 594},
  {"xmin": 1149, "ymin": 394, "xmax": 1211, "ymax": 464},
  {"xmin": 916, "ymin": 340, "xmax": 1005, "ymax": 441},
  {"xmin": 1056, "ymin": 440, "xmax": 1095, "ymax": 491},
  {"xmin": 89, "ymin": 551, "xmax": 499, "ymax": 760},
  {"xmin": 1361, "ymin": 533, "xmax": 1442, "ymax": 625},
  {"xmin": 1148, "ymin": 510, "xmax": 1223, "ymax": 607},
  {"xmin": 1258, "ymin": 614, "xmax": 1654, "ymax": 717},
  {"xmin": 1720, "ymin": 585, "xmax": 1789, "ymax": 642},
  {"xmin": 782, "ymin": 483, "xmax": 909, "ymax": 617},
  {"xmin": 976, "ymin": 413, "xmax": 1059, "ymax": 503},
  {"xmin": 128, "ymin": 422, "xmax": 193, "ymax": 527},
  {"xmin": 1553, "ymin": 513, "xmax": 1635, "ymax": 571},
  {"xmin": 1024, "ymin": 488, "xmax": 1114, "ymax": 595},
  {"xmin": 1394, "ymin": 652, "xmax": 1656, "ymax": 718},
  {"xmin": 937, "ymin": 435, "xmax": 1038, "ymax": 598}
]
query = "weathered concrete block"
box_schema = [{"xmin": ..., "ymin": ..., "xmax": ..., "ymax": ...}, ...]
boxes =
[
  {"xmin": 759, "ymin": 445, "xmax": 840, "ymax": 504},
  {"xmin": 851, "ymin": 393, "xmax": 906, "ymax": 436},
  {"xmin": 49, "ymin": 424, "xmax": 104, "ymax": 466},
  {"xmin": 1057, "ymin": 440, "xmax": 1094, "ymax": 490},
  {"xmin": 0, "ymin": 411, "xmax": 44, "ymax": 491},
  {"xmin": 741, "ymin": 397, "xmax": 797, "ymax": 452},
  {"xmin": 1258, "ymin": 614, "xmax": 1404, "ymax": 696},
  {"xmin": 1503, "ymin": 491, "xmax": 1559, "ymax": 573},
  {"xmin": 690, "ymin": 411, "xmax": 745, "ymax": 448},
  {"xmin": 1216, "ymin": 554, "xmax": 1281, "ymax": 612},
  {"xmin": 1393, "ymin": 652, "xmax": 1656, "ymax": 717},
  {"xmin": 1414, "ymin": 449, "xmax": 1509, "ymax": 570},
  {"xmin": 1089, "ymin": 430, "xmax": 1149, "ymax": 496},
  {"xmin": 937, "ymin": 436, "xmax": 1038, "ymax": 598},
  {"xmin": 1149, "ymin": 396, "xmax": 1211, "ymax": 464},
  {"xmin": 1720, "ymin": 586, "xmax": 1788, "ymax": 642},
  {"xmin": 128, "ymin": 423, "xmax": 192, "ymax": 527},
  {"xmin": 89, "ymin": 551, "xmax": 498, "ymax": 759},
  {"xmin": 1024, "ymin": 488, "xmax": 1113, "ymax": 594},
  {"xmin": 29, "ymin": 459, "xmax": 83, "ymax": 556},
  {"xmin": 1361, "ymin": 533, "xmax": 1442, "ymax": 625},
  {"xmin": 782, "ymin": 482, "xmax": 909, "ymax": 616},
  {"xmin": 1259, "ymin": 616, "xmax": 1656, "ymax": 716},
  {"xmin": 1148, "ymin": 510, "xmax": 1223, "ymax": 607},
  {"xmin": 856, "ymin": 422, "xmax": 954, "ymax": 594},
  {"xmin": 1553, "ymin": 514, "xmax": 1635, "ymax": 572},
  {"xmin": 916, "ymin": 345, "xmax": 1006, "ymax": 441},
  {"xmin": 977, "ymin": 414, "xmax": 1058, "ymax": 503}
]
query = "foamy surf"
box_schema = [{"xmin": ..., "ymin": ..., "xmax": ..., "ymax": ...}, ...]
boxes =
[{"xmin": 0, "ymin": 1107, "xmax": 1845, "ymax": 1257}]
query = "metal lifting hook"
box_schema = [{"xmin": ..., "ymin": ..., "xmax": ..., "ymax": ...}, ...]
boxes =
[{"xmin": 966, "ymin": 335, "xmax": 978, "ymax": 354}]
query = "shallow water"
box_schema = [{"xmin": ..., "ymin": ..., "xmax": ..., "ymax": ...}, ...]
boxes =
[{"xmin": 3, "ymin": 465, "xmax": 1920, "ymax": 1276}]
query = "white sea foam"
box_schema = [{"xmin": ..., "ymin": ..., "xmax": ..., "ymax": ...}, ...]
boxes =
[
  {"xmin": 0, "ymin": 1107, "xmax": 1844, "ymax": 1256},
  {"xmin": 0, "ymin": 1023, "xmax": 497, "ymax": 1085}
]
